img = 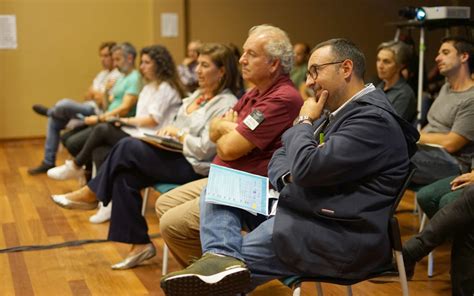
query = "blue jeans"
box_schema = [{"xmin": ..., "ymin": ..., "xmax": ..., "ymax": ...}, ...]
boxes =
[
  {"xmin": 199, "ymin": 188, "xmax": 297, "ymax": 290},
  {"xmin": 410, "ymin": 144, "xmax": 461, "ymax": 185},
  {"xmin": 43, "ymin": 99, "xmax": 96, "ymax": 165}
]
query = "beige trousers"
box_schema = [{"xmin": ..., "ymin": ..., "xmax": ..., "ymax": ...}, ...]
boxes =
[{"xmin": 155, "ymin": 178, "xmax": 208, "ymax": 267}]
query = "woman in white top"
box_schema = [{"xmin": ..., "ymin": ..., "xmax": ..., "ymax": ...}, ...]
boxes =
[
  {"xmin": 50, "ymin": 43, "xmax": 241, "ymax": 269},
  {"xmin": 47, "ymin": 45, "xmax": 186, "ymax": 179}
]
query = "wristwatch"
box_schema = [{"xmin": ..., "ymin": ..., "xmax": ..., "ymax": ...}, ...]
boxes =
[
  {"xmin": 176, "ymin": 129, "xmax": 186, "ymax": 142},
  {"xmin": 293, "ymin": 115, "xmax": 313, "ymax": 125}
]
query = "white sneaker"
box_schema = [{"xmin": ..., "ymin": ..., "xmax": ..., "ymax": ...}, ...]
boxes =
[
  {"xmin": 89, "ymin": 202, "xmax": 112, "ymax": 224},
  {"xmin": 47, "ymin": 160, "xmax": 85, "ymax": 180}
]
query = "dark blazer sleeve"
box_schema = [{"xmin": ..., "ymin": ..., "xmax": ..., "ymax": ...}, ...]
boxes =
[
  {"xmin": 268, "ymin": 145, "xmax": 290, "ymax": 191},
  {"xmin": 283, "ymin": 112, "xmax": 402, "ymax": 187}
]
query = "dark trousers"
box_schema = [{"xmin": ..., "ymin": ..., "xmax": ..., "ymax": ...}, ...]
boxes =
[
  {"xmin": 404, "ymin": 185, "xmax": 474, "ymax": 296},
  {"xmin": 88, "ymin": 137, "xmax": 203, "ymax": 244},
  {"xmin": 92, "ymin": 145, "xmax": 113, "ymax": 171},
  {"xmin": 75, "ymin": 123, "xmax": 128, "ymax": 167},
  {"xmin": 61, "ymin": 126, "xmax": 93, "ymax": 157},
  {"xmin": 417, "ymin": 176, "xmax": 463, "ymax": 218}
]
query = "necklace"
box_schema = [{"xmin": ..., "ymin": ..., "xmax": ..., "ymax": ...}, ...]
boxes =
[{"xmin": 195, "ymin": 95, "xmax": 213, "ymax": 107}]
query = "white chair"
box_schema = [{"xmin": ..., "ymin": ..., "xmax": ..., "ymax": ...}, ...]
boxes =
[
  {"xmin": 411, "ymin": 185, "xmax": 434, "ymax": 278},
  {"xmin": 418, "ymin": 210, "xmax": 434, "ymax": 277},
  {"xmin": 142, "ymin": 183, "xmax": 180, "ymax": 275}
]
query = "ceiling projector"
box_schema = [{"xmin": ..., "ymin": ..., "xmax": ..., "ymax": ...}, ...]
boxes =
[{"xmin": 415, "ymin": 6, "xmax": 471, "ymax": 21}]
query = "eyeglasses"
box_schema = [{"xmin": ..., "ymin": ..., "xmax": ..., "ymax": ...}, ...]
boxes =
[{"xmin": 307, "ymin": 60, "xmax": 345, "ymax": 80}]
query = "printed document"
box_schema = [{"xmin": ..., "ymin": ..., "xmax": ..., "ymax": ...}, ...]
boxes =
[{"xmin": 205, "ymin": 164, "xmax": 277, "ymax": 216}]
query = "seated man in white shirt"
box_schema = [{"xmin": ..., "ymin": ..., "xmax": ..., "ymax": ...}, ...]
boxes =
[{"xmin": 28, "ymin": 41, "xmax": 122, "ymax": 175}]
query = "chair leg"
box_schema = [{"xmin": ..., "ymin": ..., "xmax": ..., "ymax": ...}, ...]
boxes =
[
  {"xmin": 419, "ymin": 212, "xmax": 428, "ymax": 233},
  {"xmin": 346, "ymin": 285, "xmax": 353, "ymax": 296},
  {"xmin": 316, "ymin": 282, "xmax": 323, "ymax": 296},
  {"xmin": 292, "ymin": 283, "xmax": 301, "ymax": 296},
  {"xmin": 413, "ymin": 192, "xmax": 418, "ymax": 214},
  {"xmin": 395, "ymin": 250, "xmax": 410, "ymax": 296},
  {"xmin": 418, "ymin": 212, "xmax": 435, "ymax": 277},
  {"xmin": 427, "ymin": 251, "xmax": 434, "ymax": 277},
  {"xmin": 142, "ymin": 186, "xmax": 169, "ymax": 276},
  {"xmin": 142, "ymin": 187, "xmax": 149, "ymax": 216},
  {"xmin": 92, "ymin": 162, "xmax": 97, "ymax": 178},
  {"xmin": 162, "ymin": 244, "xmax": 169, "ymax": 275}
]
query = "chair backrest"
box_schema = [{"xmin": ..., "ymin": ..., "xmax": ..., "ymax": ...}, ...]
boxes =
[
  {"xmin": 388, "ymin": 163, "xmax": 416, "ymax": 252},
  {"xmin": 390, "ymin": 163, "xmax": 417, "ymax": 216}
]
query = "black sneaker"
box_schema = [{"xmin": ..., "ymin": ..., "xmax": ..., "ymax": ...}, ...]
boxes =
[
  {"xmin": 160, "ymin": 253, "xmax": 250, "ymax": 296},
  {"xmin": 32, "ymin": 104, "xmax": 50, "ymax": 117},
  {"xmin": 28, "ymin": 162, "xmax": 54, "ymax": 175},
  {"xmin": 402, "ymin": 253, "xmax": 416, "ymax": 280},
  {"xmin": 370, "ymin": 256, "xmax": 415, "ymax": 283}
]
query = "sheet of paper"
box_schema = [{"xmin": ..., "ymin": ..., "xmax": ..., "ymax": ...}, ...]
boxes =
[
  {"xmin": 0, "ymin": 15, "xmax": 17, "ymax": 49},
  {"xmin": 205, "ymin": 164, "xmax": 270, "ymax": 215},
  {"xmin": 161, "ymin": 13, "xmax": 178, "ymax": 37}
]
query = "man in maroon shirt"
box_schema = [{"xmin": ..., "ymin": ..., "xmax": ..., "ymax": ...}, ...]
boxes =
[{"xmin": 155, "ymin": 24, "xmax": 302, "ymax": 272}]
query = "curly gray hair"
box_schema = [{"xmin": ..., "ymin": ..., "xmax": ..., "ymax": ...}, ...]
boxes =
[
  {"xmin": 111, "ymin": 42, "xmax": 137, "ymax": 61},
  {"xmin": 248, "ymin": 24, "xmax": 294, "ymax": 74}
]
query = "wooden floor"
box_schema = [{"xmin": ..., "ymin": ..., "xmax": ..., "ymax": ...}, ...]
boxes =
[{"xmin": 0, "ymin": 139, "xmax": 452, "ymax": 295}]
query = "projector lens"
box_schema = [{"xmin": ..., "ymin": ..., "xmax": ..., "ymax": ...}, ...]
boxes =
[{"xmin": 416, "ymin": 8, "xmax": 426, "ymax": 21}]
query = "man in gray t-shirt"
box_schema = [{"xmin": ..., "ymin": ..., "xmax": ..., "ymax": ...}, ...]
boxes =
[{"xmin": 412, "ymin": 37, "xmax": 474, "ymax": 185}]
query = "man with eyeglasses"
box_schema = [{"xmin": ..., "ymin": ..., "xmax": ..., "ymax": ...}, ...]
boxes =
[{"xmin": 160, "ymin": 38, "xmax": 419, "ymax": 295}]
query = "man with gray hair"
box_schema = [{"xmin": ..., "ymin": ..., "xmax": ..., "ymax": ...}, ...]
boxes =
[
  {"xmin": 161, "ymin": 38, "xmax": 418, "ymax": 295},
  {"xmin": 28, "ymin": 41, "xmax": 122, "ymax": 175},
  {"xmin": 47, "ymin": 42, "xmax": 141, "ymax": 180},
  {"xmin": 158, "ymin": 24, "xmax": 302, "ymax": 294}
]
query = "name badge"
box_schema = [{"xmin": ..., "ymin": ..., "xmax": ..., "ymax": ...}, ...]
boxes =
[{"xmin": 243, "ymin": 109, "xmax": 265, "ymax": 131}]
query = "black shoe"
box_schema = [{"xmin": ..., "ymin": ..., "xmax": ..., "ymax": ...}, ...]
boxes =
[
  {"xmin": 32, "ymin": 104, "xmax": 50, "ymax": 117},
  {"xmin": 28, "ymin": 162, "xmax": 54, "ymax": 175},
  {"xmin": 369, "ymin": 256, "xmax": 415, "ymax": 283},
  {"xmin": 402, "ymin": 256, "xmax": 416, "ymax": 280}
]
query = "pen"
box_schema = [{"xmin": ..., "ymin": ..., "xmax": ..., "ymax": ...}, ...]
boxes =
[{"xmin": 319, "ymin": 132, "xmax": 325, "ymax": 144}]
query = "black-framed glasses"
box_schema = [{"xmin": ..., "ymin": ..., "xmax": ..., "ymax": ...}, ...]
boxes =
[{"xmin": 307, "ymin": 60, "xmax": 345, "ymax": 80}]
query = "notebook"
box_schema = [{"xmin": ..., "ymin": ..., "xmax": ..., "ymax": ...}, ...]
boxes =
[{"xmin": 140, "ymin": 133, "xmax": 184, "ymax": 153}]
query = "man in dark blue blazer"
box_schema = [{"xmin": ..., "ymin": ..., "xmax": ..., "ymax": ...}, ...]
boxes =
[
  {"xmin": 160, "ymin": 38, "xmax": 419, "ymax": 295},
  {"xmin": 269, "ymin": 39, "xmax": 419, "ymax": 281}
]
